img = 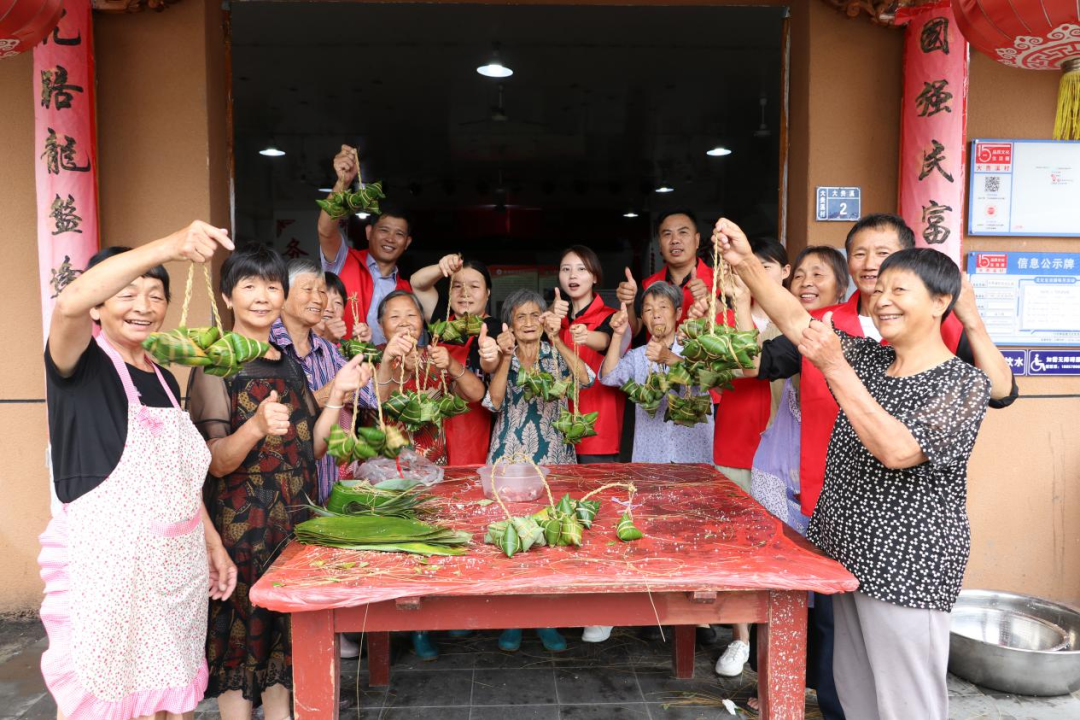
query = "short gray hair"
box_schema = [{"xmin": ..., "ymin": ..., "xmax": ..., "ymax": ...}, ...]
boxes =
[
  {"xmin": 642, "ymin": 281, "xmax": 682, "ymax": 310},
  {"xmin": 377, "ymin": 289, "xmax": 425, "ymax": 324},
  {"xmin": 502, "ymin": 289, "xmax": 547, "ymax": 326},
  {"xmin": 286, "ymin": 258, "xmax": 323, "ymax": 292}
]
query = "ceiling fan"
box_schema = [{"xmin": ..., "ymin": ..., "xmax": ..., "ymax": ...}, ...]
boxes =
[{"xmin": 459, "ymin": 84, "xmax": 545, "ymax": 128}]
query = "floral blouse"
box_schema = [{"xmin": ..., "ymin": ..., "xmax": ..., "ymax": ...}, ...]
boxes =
[{"xmin": 483, "ymin": 342, "xmax": 594, "ymax": 465}]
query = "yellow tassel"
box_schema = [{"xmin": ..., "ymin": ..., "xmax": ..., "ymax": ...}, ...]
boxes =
[{"xmin": 1053, "ymin": 58, "xmax": 1080, "ymax": 141}]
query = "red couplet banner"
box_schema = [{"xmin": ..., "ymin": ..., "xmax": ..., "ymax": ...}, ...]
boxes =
[
  {"xmin": 897, "ymin": 1, "xmax": 969, "ymax": 266},
  {"xmin": 33, "ymin": 1, "xmax": 98, "ymax": 344}
]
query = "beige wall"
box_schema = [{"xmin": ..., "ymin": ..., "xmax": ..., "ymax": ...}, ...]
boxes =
[{"xmin": 0, "ymin": 1, "xmax": 1076, "ymax": 611}]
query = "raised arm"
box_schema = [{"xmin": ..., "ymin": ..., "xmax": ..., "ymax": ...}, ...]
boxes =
[
  {"xmin": 50, "ymin": 221, "xmax": 234, "ymax": 376},
  {"xmin": 486, "ymin": 324, "xmax": 517, "ymax": 411},
  {"xmin": 713, "ymin": 218, "xmax": 813, "ymax": 347},
  {"xmin": 312, "ymin": 355, "xmax": 371, "ymax": 459},
  {"xmin": 600, "ymin": 303, "xmax": 630, "ymax": 379},
  {"xmin": 615, "ymin": 268, "xmax": 642, "ymax": 336},
  {"xmin": 317, "ymin": 145, "xmax": 358, "ymax": 265},
  {"xmin": 544, "ymin": 313, "xmax": 590, "ymax": 386},
  {"xmin": 428, "ymin": 344, "xmax": 485, "ymax": 403},
  {"xmin": 951, "ymin": 274, "xmax": 1017, "ymax": 403},
  {"xmin": 409, "ymin": 254, "xmax": 462, "ymax": 320},
  {"xmin": 799, "ymin": 314, "xmax": 926, "ymax": 469}
]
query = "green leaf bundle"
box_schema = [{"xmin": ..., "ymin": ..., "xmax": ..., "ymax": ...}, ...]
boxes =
[
  {"xmin": 428, "ymin": 314, "xmax": 484, "ymax": 343},
  {"xmin": 295, "ymin": 514, "xmax": 471, "ymax": 556}
]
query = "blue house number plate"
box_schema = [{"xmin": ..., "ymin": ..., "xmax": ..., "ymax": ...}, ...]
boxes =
[{"xmin": 816, "ymin": 187, "xmax": 862, "ymax": 222}]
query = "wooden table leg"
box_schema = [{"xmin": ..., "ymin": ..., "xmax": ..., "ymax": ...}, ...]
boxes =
[
  {"xmin": 292, "ymin": 609, "xmax": 340, "ymax": 720},
  {"xmin": 756, "ymin": 590, "xmax": 808, "ymax": 720},
  {"xmin": 367, "ymin": 631, "xmax": 391, "ymax": 687},
  {"xmin": 672, "ymin": 625, "xmax": 696, "ymax": 679}
]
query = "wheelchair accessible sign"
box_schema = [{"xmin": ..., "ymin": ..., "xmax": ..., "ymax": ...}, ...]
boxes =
[
  {"xmin": 816, "ymin": 187, "xmax": 861, "ymax": 222},
  {"xmin": 998, "ymin": 349, "xmax": 1080, "ymax": 376}
]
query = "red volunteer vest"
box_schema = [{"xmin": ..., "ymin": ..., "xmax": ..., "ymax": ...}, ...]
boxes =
[
  {"xmin": 339, "ymin": 248, "xmax": 412, "ymax": 338},
  {"xmin": 560, "ymin": 295, "xmax": 624, "ymax": 456},
  {"xmin": 798, "ymin": 293, "xmax": 964, "ymax": 516},
  {"xmin": 642, "ymin": 258, "xmax": 714, "ymax": 323},
  {"xmin": 442, "ymin": 335, "xmax": 492, "ymax": 466}
]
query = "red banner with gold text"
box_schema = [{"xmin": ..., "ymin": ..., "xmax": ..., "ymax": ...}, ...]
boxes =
[
  {"xmin": 897, "ymin": 1, "xmax": 968, "ymax": 266},
  {"xmin": 33, "ymin": 1, "xmax": 98, "ymax": 344}
]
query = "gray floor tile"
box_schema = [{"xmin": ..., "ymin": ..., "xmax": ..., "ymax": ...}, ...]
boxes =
[
  {"xmin": 474, "ymin": 649, "xmax": 556, "ymax": 670},
  {"xmin": 340, "ymin": 672, "xmax": 390, "ymax": 708},
  {"xmin": 989, "ymin": 692, "xmax": 1080, "ymax": 720},
  {"xmin": 359, "ymin": 708, "xmax": 471, "ymax": 720},
  {"xmin": 947, "ymin": 673, "xmax": 985, "ymax": 698},
  {"xmin": 947, "ymin": 692, "xmax": 1001, "ymax": 718},
  {"xmin": 559, "ymin": 703, "xmax": 651, "ymax": 719},
  {"xmin": 383, "ymin": 668, "xmax": 473, "ymax": 707},
  {"xmin": 646, "ymin": 703, "xmax": 746, "ymax": 720},
  {"xmin": 0, "ymin": 638, "xmax": 47, "ymax": 718},
  {"xmin": 391, "ymin": 640, "xmax": 478, "ymax": 672},
  {"xmin": 470, "ymin": 706, "xmax": 561, "ymax": 720},
  {"xmin": 635, "ymin": 669, "xmax": 729, "ymax": 705},
  {"xmin": 15, "ymin": 693, "xmax": 57, "ymax": 720},
  {"xmin": 555, "ymin": 667, "xmax": 644, "ymax": 705},
  {"xmin": 472, "ymin": 668, "xmax": 558, "ymax": 706}
]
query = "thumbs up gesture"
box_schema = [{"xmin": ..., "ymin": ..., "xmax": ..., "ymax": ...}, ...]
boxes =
[
  {"xmin": 551, "ymin": 288, "xmax": 570, "ymax": 320},
  {"xmin": 253, "ymin": 389, "xmax": 291, "ymax": 437},
  {"xmin": 497, "ymin": 322, "xmax": 517, "ymax": 355},
  {"xmin": 798, "ymin": 311, "xmax": 844, "ymax": 375},
  {"xmin": 478, "ymin": 322, "xmax": 500, "ymax": 364},
  {"xmin": 610, "ymin": 301, "xmax": 630, "ymax": 338},
  {"xmin": 616, "ymin": 267, "xmax": 638, "ymax": 306}
]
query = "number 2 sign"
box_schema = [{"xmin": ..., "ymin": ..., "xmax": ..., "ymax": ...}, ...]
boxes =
[{"xmin": 816, "ymin": 187, "xmax": 862, "ymax": 222}]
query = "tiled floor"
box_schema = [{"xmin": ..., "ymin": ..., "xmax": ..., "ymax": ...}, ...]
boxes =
[{"xmin": 3, "ymin": 619, "xmax": 1080, "ymax": 719}]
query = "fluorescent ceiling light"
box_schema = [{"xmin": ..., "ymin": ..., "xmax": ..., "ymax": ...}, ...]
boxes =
[
  {"xmin": 706, "ymin": 146, "xmax": 732, "ymax": 157},
  {"xmin": 318, "ymin": 187, "xmax": 334, "ymax": 193},
  {"xmin": 654, "ymin": 185, "xmax": 674, "ymax": 194},
  {"xmin": 623, "ymin": 211, "xmax": 639, "ymax": 218},
  {"xmin": 259, "ymin": 146, "xmax": 285, "ymax": 157},
  {"xmin": 356, "ymin": 212, "xmax": 370, "ymax": 220}
]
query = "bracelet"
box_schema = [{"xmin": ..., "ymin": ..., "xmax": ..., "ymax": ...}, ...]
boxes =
[
  {"xmin": 323, "ymin": 403, "xmax": 344, "ymax": 410},
  {"xmin": 377, "ymin": 376, "xmax": 398, "ymax": 386},
  {"xmin": 449, "ymin": 365, "xmax": 467, "ymax": 381}
]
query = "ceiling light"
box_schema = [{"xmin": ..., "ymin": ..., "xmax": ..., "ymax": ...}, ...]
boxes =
[
  {"xmin": 654, "ymin": 185, "xmax": 674, "ymax": 194},
  {"xmin": 259, "ymin": 146, "xmax": 285, "ymax": 157},
  {"xmin": 706, "ymin": 146, "xmax": 732, "ymax": 157},
  {"xmin": 477, "ymin": 44, "xmax": 513, "ymax": 78},
  {"xmin": 318, "ymin": 187, "xmax": 334, "ymax": 193},
  {"xmin": 356, "ymin": 212, "xmax": 370, "ymax": 220},
  {"xmin": 623, "ymin": 211, "xmax": 639, "ymax": 218}
]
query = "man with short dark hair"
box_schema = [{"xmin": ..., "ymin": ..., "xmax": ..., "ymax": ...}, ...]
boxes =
[
  {"xmin": 317, "ymin": 144, "xmax": 412, "ymax": 344},
  {"xmin": 616, "ymin": 211, "xmax": 713, "ymax": 336}
]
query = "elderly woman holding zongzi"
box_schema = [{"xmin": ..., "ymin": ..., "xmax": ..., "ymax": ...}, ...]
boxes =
[
  {"xmin": 373, "ymin": 290, "xmax": 486, "ymax": 465},
  {"xmin": 187, "ymin": 244, "xmax": 371, "ymax": 720},
  {"xmin": 484, "ymin": 288, "xmax": 594, "ymax": 465}
]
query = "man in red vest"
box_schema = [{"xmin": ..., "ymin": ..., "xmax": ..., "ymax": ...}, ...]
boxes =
[
  {"xmin": 317, "ymin": 144, "xmax": 413, "ymax": 344},
  {"xmin": 754, "ymin": 213, "xmax": 1018, "ymax": 520},
  {"xmin": 617, "ymin": 210, "xmax": 712, "ymax": 337}
]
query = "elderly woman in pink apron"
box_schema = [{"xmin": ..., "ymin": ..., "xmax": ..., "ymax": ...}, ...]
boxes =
[{"xmin": 38, "ymin": 222, "xmax": 239, "ymax": 720}]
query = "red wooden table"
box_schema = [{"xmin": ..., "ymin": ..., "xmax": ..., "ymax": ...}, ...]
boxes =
[{"xmin": 251, "ymin": 463, "xmax": 857, "ymax": 719}]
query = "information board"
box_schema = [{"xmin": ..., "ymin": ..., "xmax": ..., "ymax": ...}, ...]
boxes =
[
  {"xmin": 967, "ymin": 251, "xmax": 1080, "ymax": 347},
  {"xmin": 968, "ymin": 139, "xmax": 1080, "ymax": 237}
]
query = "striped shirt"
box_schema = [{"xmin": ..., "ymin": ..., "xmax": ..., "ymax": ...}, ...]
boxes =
[{"xmin": 269, "ymin": 318, "xmax": 377, "ymax": 502}]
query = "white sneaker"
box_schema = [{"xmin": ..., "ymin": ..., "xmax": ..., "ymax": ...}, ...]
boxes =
[
  {"xmin": 582, "ymin": 626, "xmax": 614, "ymax": 643},
  {"xmin": 339, "ymin": 633, "xmax": 360, "ymax": 659},
  {"xmin": 714, "ymin": 639, "xmax": 750, "ymax": 677}
]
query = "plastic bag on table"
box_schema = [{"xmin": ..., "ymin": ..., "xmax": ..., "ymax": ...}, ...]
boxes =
[{"xmin": 352, "ymin": 448, "xmax": 445, "ymax": 487}]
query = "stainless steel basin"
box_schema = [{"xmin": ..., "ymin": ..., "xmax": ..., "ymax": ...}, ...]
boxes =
[{"xmin": 949, "ymin": 589, "xmax": 1080, "ymax": 696}]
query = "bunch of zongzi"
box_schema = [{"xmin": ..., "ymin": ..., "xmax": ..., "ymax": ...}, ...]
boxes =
[
  {"xmin": 678, "ymin": 317, "xmax": 760, "ymax": 372},
  {"xmin": 428, "ymin": 314, "xmax": 484, "ymax": 343},
  {"xmin": 340, "ymin": 339, "xmax": 383, "ymax": 364},
  {"xmin": 663, "ymin": 360, "xmax": 736, "ymax": 393},
  {"xmin": 664, "ymin": 393, "xmax": 713, "ymax": 428},
  {"xmin": 485, "ymin": 492, "xmax": 641, "ymax": 558},
  {"xmin": 316, "ymin": 182, "xmax": 385, "ymax": 220},
  {"xmin": 142, "ymin": 326, "xmax": 269, "ymax": 378},
  {"xmin": 295, "ymin": 514, "xmax": 471, "ymax": 556},
  {"xmin": 554, "ymin": 409, "xmax": 599, "ymax": 446},
  {"xmin": 620, "ymin": 373, "xmax": 669, "ymax": 417},
  {"xmin": 326, "ymin": 423, "xmax": 411, "ymax": 463},
  {"xmin": 515, "ymin": 366, "xmax": 569, "ymax": 402}
]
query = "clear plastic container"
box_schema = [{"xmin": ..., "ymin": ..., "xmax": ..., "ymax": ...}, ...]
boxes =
[{"xmin": 477, "ymin": 463, "xmax": 550, "ymax": 502}]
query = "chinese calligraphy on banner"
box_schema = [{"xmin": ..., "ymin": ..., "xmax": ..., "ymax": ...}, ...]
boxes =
[
  {"xmin": 33, "ymin": 2, "xmax": 98, "ymax": 345},
  {"xmin": 896, "ymin": 1, "xmax": 968, "ymax": 266}
]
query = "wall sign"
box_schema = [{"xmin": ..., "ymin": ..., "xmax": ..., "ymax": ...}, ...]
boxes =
[
  {"xmin": 815, "ymin": 187, "xmax": 861, "ymax": 222},
  {"xmin": 968, "ymin": 138, "xmax": 1080, "ymax": 237},
  {"xmin": 967, "ymin": 251, "xmax": 1080, "ymax": 347},
  {"xmin": 992, "ymin": 349, "xmax": 1080, "ymax": 377}
]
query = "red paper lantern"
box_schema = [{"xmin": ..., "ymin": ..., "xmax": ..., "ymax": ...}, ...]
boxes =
[
  {"xmin": 0, "ymin": 0, "xmax": 64, "ymax": 60},
  {"xmin": 952, "ymin": 0, "xmax": 1080, "ymax": 137}
]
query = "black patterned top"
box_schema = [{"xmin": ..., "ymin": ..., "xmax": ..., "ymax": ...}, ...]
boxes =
[{"xmin": 806, "ymin": 330, "xmax": 991, "ymax": 612}]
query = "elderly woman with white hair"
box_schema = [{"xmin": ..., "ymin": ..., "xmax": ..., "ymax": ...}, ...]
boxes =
[
  {"xmin": 269, "ymin": 257, "xmax": 377, "ymax": 503},
  {"xmin": 484, "ymin": 288, "xmax": 593, "ymax": 466}
]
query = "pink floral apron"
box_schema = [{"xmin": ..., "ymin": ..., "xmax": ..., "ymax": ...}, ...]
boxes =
[{"xmin": 38, "ymin": 334, "xmax": 212, "ymax": 719}]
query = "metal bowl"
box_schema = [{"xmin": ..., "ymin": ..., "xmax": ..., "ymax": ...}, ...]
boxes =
[{"xmin": 949, "ymin": 589, "xmax": 1080, "ymax": 696}]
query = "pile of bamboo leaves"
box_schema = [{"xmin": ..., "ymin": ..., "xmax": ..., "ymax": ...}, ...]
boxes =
[
  {"xmin": 308, "ymin": 479, "xmax": 435, "ymax": 519},
  {"xmin": 296, "ymin": 514, "xmax": 471, "ymax": 556}
]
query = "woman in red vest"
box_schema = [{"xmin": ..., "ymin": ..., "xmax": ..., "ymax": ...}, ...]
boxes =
[
  {"xmin": 556, "ymin": 246, "xmax": 624, "ymax": 464},
  {"xmin": 412, "ymin": 255, "xmax": 500, "ymax": 465}
]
